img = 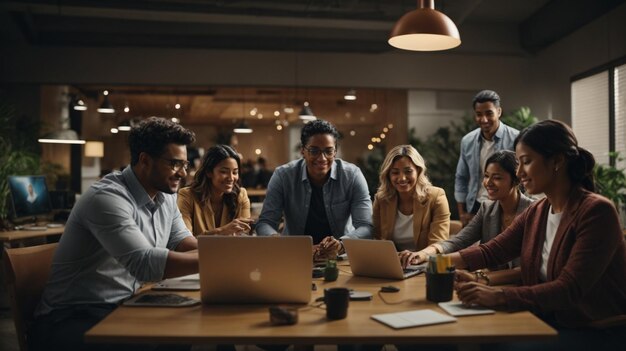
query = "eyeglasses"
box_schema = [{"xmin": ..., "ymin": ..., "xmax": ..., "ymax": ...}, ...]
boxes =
[
  {"xmin": 304, "ymin": 146, "xmax": 337, "ymax": 158},
  {"xmin": 158, "ymin": 157, "xmax": 190, "ymax": 172}
]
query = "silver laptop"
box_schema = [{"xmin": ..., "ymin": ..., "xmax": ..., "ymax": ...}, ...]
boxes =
[
  {"xmin": 342, "ymin": 238, "xmax": 426, "ymax": 280},
  {"xmin": 198, "ymin": 236, "xmax": 312, "ymax": 304}
]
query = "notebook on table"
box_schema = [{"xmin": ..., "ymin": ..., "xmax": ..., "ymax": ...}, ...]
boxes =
[
  {"xmin": 198, "ymin": 236, "xmax": 313, "ymax": 304},
  {"xmin": 438, "ymin": 301, "xmax": 495, "ymax": 316},
  {"xmin": 371, "ymin": 309, "xmax": 457, "ymax": 329},
  {"xmin": 342, "ymin": 238, "xmax": 426, "ymax": 280}
]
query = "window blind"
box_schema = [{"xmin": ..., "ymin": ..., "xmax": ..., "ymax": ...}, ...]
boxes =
[
  {"xmin": 572, "ymin": 71, "xmax": 610, "ymax": 165},
  {"xmin": 615, "ymin": 64, "xmax": 626, "ymax": 169}
]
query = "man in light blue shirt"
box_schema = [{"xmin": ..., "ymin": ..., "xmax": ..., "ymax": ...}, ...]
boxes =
[
  {"xmin": 455, "ymin": 90, "xmax": 519, "ymax": 226},
  {"xmin": 31, "ymin": 117, "xmax": 198, "ymax": 351},
  {"xmin": 256, "ymin": 119, "xmax": 373, "ymax": 259}
]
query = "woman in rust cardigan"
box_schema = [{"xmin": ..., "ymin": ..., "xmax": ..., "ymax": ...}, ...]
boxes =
[
  {"xmin": 177, "ymin": 145, "xmax": 252, "ymax": 236},
  {"xmin": 373, "ymin": 145, "xmax": 450, "ymax": 252},
  {"xmin": 450, "ymin": 120, "xmax": 626, "ymax": 347}
]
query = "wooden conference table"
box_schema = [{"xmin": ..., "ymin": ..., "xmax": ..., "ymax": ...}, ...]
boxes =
[
  {"xmin": 0, "ymin": 226, "xmax": 64, "ymax": 248},
  {"xmin": 85, "ymin": 262, "xmax": 557, "ymax": 346}
]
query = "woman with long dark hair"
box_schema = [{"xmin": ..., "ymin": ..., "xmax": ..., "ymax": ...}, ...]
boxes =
[
  {"xmin": 178, "ymin": 145, "xmax": 252, "ymax": 236},
  {"xmin": 449, "ymin": 120, "xmax": 626, "ymax": 348},
  {"xmin": 400, "ymin": 150, "xmax": 533, "ymax": 270}
]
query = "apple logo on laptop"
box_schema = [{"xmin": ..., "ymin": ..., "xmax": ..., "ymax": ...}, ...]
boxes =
[{"xmin": 249, "ymin": 268, "xmax": 262, "ymax": 282}]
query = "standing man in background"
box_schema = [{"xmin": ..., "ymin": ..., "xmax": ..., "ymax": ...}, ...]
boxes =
[{"xmin": 455, "ymin": 90, "xmax": 519, "ymax": 226}]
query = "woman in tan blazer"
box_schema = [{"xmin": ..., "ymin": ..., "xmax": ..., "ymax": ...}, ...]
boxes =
[
  {"xmin": 177, "ymin": 145, "xmax": 252, "ymax": 236},
  {"xmin": 373, "ymin": 145, "xmax": 450, "ymax": 253}
]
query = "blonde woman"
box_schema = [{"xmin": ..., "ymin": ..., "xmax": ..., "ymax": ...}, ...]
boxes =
[{"xmin": 373, "ymin": 145, "xmax": 450, "ymax": 254}]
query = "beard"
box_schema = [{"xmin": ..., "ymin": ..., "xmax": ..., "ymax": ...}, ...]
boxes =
[{"xmin": 148, "ymin": 167, "xmax": 181, "ymax": 194}]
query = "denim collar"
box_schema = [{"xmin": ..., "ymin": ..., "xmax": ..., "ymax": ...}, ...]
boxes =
[{"xmin": 298, "ymin": 158, "xmax": 338, "ymax": 184}]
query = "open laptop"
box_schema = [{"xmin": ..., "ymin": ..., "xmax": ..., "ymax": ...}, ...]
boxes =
[
  {"xmin": 198, "ymin": 236, "xmax": 312, "ymax": 304},
  {"xmin": 342, "ymin": 238, "xmax": 426, "ymax": 280}
]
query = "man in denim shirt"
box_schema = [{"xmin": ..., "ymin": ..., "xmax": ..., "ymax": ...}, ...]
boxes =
[
  {"xmin": 256, "ymin": 119, "xmax": 373, "ymax": 258},
  {"xmin": 30, "ymin": 118, "xmax": 198, "ymax": 351},
  {"xmin": 455, "ymin": 90, "xmax": 519, "ymax": 226}
]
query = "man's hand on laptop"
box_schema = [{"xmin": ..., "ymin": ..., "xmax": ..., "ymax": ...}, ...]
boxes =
[
  {"xmin": 314, "ymin": 236, "xmax": 341, "ymax": 260},
  {"xmin": 398, "ymin": 250, "xmax": 427, "ymax": 268},
  {"xmin": 213, "ymin": 218, "xmax": 255, "ymax": 236}
]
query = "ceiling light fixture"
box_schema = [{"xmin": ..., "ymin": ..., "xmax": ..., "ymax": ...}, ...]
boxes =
[
  {"xmin": 233, "ymin": 120, "xmax": 253, "ymax": 134},
  {"xmin": 38, "ymin": 129, "xmax": 86, "ymax": 144},
  {"xmin": 73, "ymin": 98, "xmax": 87, "ymax": 111},
  {"xmin": 344, "ymin": 89, "xmax": 357, "ymax": 101},
  {"xmin": 97, "ymin": 90, "xmax": 115, "ymax": 114},
  {"xmin": 39, "ymin": 93, "xmax": 86, "ymax": 144},
  {"xmin": 298, "ymin": 101, "xmax": 316, "ymax": 121},
  {"xmin": 388, "ymin": 0, "xmax": 461, "ymax": 51},
  {"xmin": 117, "ymin": 120, "xmax": 132, "ymax": 132}
]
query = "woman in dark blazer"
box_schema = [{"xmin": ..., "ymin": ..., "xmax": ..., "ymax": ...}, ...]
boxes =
[{"xmin": 450, "ymin": 120, "xmax": 626, "ymax": 348}]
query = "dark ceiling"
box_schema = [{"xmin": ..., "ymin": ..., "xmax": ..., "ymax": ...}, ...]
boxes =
[{"xmin": 3, "ymin": 0, "xmax": 625, "ymax": 55}]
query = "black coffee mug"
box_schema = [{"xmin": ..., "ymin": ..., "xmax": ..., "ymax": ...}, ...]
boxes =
[
  {"xmin": 426, "ymin": 271, "xmax": 455, "ymax": 303},
  {"xmin": 324, "ymin": 287, "xmax": 350, "ymax": 320}
]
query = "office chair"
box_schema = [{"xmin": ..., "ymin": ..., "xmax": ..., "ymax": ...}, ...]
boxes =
[{"xmin": 3, "ymin": 243, "xmax": 57, "ymax": 351}]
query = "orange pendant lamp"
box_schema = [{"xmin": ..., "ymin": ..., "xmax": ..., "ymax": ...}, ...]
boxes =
[{"xmin": 389, "ymin": 0, "xmax": 461, "ymax": 51}]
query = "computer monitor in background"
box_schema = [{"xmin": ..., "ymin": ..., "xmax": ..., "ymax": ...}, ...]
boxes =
[{"xmin": 7, "ymin": 175, "xmax": 53, "ymax": 222}]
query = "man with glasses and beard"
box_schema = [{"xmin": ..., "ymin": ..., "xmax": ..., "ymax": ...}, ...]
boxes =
[
  {"xmin": 256, "ymin": 119, "xmax": 373, "ymax": 259},
  {"xmin": 30, "ymin": 117, "xmax": 198, "ymax": 351}
]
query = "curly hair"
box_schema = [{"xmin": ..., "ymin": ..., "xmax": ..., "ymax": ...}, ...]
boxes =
[
  {"xmin": 190, "ymin": 145, "xmax": 241, "ymax": 220},
  {"xmin": 376, "ymin": 145, "xmax": 432, "ymax": 202},
  {"xmin": 514, "ymin": 119, "xmax": 595, "ymax": 192},
  {"xmin": 128, "ymin": 117, "xmax": 196, "ymax": 166},
  {"xmin": 300, "ymin": 119, "xmax": 340, "ymax": 148}
]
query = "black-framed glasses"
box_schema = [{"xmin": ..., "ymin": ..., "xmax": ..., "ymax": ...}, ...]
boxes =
[
  {"xmin": 304, "ymin": 146, "xmax": 337, "ymax": 158},
  {"xmin": 158, "ymin": 157, "xmax": 190, "ymax": 172}
]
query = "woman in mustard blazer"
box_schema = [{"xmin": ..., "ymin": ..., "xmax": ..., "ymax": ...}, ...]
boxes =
[
  {"xmin": 177, "ymin": 145, "xmax": 252, "ymax": 236},
  {"xmin": 373, "ymin": 145, "xmax": 450, "ymax": 252}
]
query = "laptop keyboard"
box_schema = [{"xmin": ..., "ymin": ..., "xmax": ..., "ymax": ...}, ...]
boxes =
[
  {"xmin": 135, "ymin": 294, "xmax": 196, "ymax": 305},
  {"xmin": 403, "ymin": 265, "xmax": 426, "ymax": 275}
]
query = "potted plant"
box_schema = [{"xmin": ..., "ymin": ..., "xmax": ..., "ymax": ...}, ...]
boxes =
[
  {"xmin": 593, "ymin": 152, "xmax": 626, "ymax": 227},
  {"xmin": 0, "ymin": 94, "xmax": 41, "ymax": 230}
]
